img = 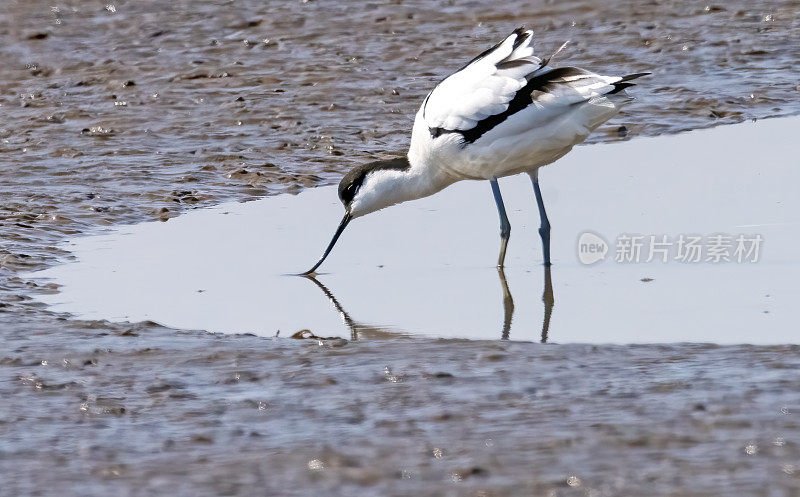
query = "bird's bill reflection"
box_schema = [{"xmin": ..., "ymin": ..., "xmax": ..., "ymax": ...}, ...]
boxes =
[
  {"xmin": 301, "ymin": 274, "xmax": 401, "ymax": 340},
  {"xmin": 303, "ymin": 266, "xmax": 555, "ymax": 342}
]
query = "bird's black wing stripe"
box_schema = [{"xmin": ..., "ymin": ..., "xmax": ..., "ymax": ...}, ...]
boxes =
[
  {"xmin": 421, "ymin": 92, "xmax": 431, "ymax": 122},
  {"xmin": 428, "ymin": 28, "xmax": 534, "ymax": 138},
  {"xmin": 457, "ymin": 67, "xmax": 589, "ymax": 144},
  {"xmin": 619, "ymin": 72, "xmax": 651, "ymax": 82},
  {"xmin": 454, "ymin": 27, "xmax": 527, "ymax": 73},
  {"xmin": 511, "ymin": 28, "xmax": 531, "ymax": 50},
  {"xmin": 431, "ymin": 68, "xmax": 650, "ymax": 144},
  {"xmin": 495, "ymin": 59, "xmax": 536, "ymax": 70},
  {"xmin": 608, "ymin": 82, "xmax": 635, "ymax": 94},
  {"xmin": 608, "ymin": 72, "xmax": 650, "ymax": 94}
]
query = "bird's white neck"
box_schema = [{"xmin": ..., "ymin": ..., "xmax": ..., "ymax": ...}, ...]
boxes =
[{"xmin": 349, "ymin": 156, "xmax": 455, "ymax": 218}]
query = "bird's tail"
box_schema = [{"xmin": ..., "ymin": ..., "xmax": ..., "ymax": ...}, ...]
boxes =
[{"xmin": 609, "ymin": 72, "xmax": 652, "ymax": 94}]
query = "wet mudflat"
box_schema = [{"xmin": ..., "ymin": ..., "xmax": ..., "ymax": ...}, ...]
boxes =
[
  {"xmin": 10, "ymin": 119, "xmax": 800, "ymax": 497},
  {"xmin": 3, "ymin": 0, "xmax": 800, "ymax": 495},
  {"xmin": 3, "ymin": 319, "xmax": 800, "ymax": 496}
]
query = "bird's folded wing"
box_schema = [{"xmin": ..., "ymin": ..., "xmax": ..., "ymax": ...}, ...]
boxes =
[
  {"xmin": 423, "ymin": 28, "xmax": 543, "ymax": 132},
  {"xmin": 423, "ymin": 28, "xmax": 643, "ymax": 140}
]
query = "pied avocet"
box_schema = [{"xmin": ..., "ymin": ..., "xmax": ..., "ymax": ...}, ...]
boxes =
[{"xmin": 303, "ymin": 27, "xmax": 647, "ymax": 274}]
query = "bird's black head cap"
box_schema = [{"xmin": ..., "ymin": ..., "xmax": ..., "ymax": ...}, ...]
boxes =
[{"xmin": 337, "ymin": 156, "xmax": 410, "ymax": 207}]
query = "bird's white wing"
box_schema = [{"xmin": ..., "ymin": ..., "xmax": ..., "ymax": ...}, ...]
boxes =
[
  {"xmin": 422, "ymin": 28, "xmax": 648, "ymax": 144},
  {"xmin": 423, "ymin": 28, "xmax": 542, "ymax": 132}
]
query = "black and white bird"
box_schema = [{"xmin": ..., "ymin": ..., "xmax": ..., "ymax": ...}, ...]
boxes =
[{"xmin": 303, "ymin": 27, "xmax": 647, "ymax": 274}]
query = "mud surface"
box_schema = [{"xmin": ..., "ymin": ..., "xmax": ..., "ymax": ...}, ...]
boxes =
[
  {"xmin": 2, "ymin": 0, "xmax": 800, "ymax": 495},
  {"xmin": 3, "ymin": 318, "xmax": 800, "ymax": 496}
]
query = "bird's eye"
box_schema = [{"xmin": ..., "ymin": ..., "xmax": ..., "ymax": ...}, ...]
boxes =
[
  {"xmin": 339, "ymin": 181, "xmax": 360, "ymax": 205},
  {"xmin": 348, "ymin": 184, "xmax": 360, "ymax": 200}
]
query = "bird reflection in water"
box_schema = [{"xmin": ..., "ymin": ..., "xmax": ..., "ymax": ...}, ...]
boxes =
[
  {"xmin": 303, "ymin": 267, "xmax": 554, "ymax": 342},
  {"xmin": 302, "ymin": 274, "xmax": 400, "ymax": 340},
  {"xmin": 540, "ymin": 266, "xmax": 554, "ymax": 343}
]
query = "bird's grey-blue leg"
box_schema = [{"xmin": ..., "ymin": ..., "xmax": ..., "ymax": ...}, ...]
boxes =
[
  {"xmin": 530, "ymin": 171, "xmax": 551, "ymax": 266},
  {"xmin": 490, "ymin": 177, "xmax": 511, "ymax": 268}
]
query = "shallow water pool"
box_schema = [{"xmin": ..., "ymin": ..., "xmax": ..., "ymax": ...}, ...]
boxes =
[{"xmin": 28, "ymin": 116, "xmax": 800, "ymax": 344}]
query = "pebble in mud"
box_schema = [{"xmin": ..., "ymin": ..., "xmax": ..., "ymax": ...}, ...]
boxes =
[{"xmin": 80, "ymin": 126, "xmax": 115, "ymax": 136}]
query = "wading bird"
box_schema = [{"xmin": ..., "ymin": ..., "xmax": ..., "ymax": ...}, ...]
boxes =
[{"xmin": 303, "ymin": 27, "xmax": 647, "ymax": 274}]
